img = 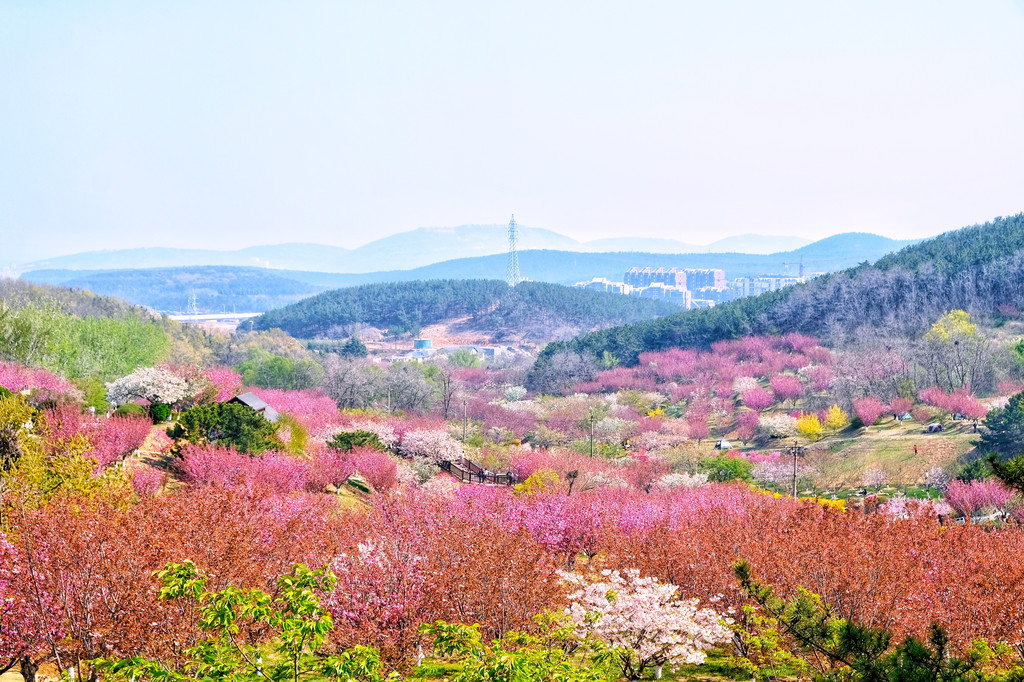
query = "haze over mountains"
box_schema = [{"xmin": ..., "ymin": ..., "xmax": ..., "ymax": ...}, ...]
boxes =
[
  {"xmin": 17, "ymin": 231, "xmax": 917, "ymax": 314},
  {"xmin": 10, "ymin": 224, "xmax": 823, "ymax": 275}
]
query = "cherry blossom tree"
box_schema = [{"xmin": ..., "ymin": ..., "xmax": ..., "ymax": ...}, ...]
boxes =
[
  {"xmin": 0, "ymin": 534, "xmax": 55, "ymax": 679},
  {"xmin": 399, "ymin": 428, "xmax": 463, "ymax": 464},
  {"xmin": 685, "ymin": 415, "xmax": 710, "ymax": 445},
  {"xmin": 943, "ymin": 479, "xmax": 1014, "ymax": 518},
  {"xmin": 105, "ymin": 367, "xmax": 190, "ymax": 410},
  {"xmin": 740, "ymin": 387, "xmax": 774, "ymax": 413},
  {"xmin": 202, "ymin": 367, "xmax": 243, "ymax": 402},
  {"xmin": 562, "ymin": 569, "xmax": 732, "ymax": 680},
  {"xmin": 945, "ymin": 389, "xmax": 988, "ymax": 425},
  {"xmin": 863, "ymin": 467, "xmax": 888, "ymax": 491},
  {"xmin": 923, "ymin": 466, "xmax": 951, "ymax": 493},
  {"xmin": 919, "ymin": 386, "xmax": 951, "ymax": 412},
  {"xmin": 800, "ymin": 365, "xmax": 835, "ymax": 392},
  {"xmin": 853, "ymin": 396, "xmax": 886, "ymax": 430},
  {"xmin": 889, "ymin": 397, "xmax": 914, "ymax": 419},
  {"xmin": 769, "ymin": 374, "xmax": 805, "ymax": 404},
  {"xmin": 87, "ymin": 415, "xmax": 151, "ymax": 468},
  {"xmin": 0, "ymin": 362, "xmax": 75, "ymax": 395},
  {"xmin": 736, "ymin": 411, "xmax": 760, "ymax": 444},
  {"xmin": 757, "ymin": 413, "xmax": 797, "ymax": 439}
]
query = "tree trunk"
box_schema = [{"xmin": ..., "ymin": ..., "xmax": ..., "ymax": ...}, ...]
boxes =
[{"xmin": 19, "ymin": 656, "xmax": 39, "ymax": 682}]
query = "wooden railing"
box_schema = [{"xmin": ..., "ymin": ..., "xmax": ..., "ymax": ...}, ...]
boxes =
[{"xmin": 439, "ymin": 460, "xmax": 518, "ymax": 486}]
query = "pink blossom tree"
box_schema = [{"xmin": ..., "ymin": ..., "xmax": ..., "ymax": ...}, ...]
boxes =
[
  {"xmin": 87, "ymin": 415, "xmax": 151, "ymax": 468},
  {"xmin": 945, "ymin": 389, "xmax": 988, "ymax": 424},
  {"xmin": 740, "ymin": 387, "xmax": 774, "ymax": 413},
  {"xmin": 0, "ymin": 534, "xmax": 59, "ymax": 680},
  {"xmin": 736, "ymin": 411, "xmax": 760, "ymax": 444},
  {"xmin": 889, "ymin": 397, "xmax": 914, "ymax": 419},
  {"xmin": 177, "ymin": 443, "xmax": 309, "ymax": 494},
  {"xmin": 944, "ymin": 479, "xmax": 1014, "ymax": 517},
  {"xmin": 0, "ymin": 362, "xmax": 75, "ymax": 394},
  {"xmin": 769, "ymin": 374, "xmax": 805, "ymax": 404},
  {"xmin": 203, "ymin": 367, "xmax": 244, "ymax": 402},
  {"xmin": 853, "ymin": 396, "xmax": 886, "ymax": 430},
  {"xmin": 348, "ymin": 448, "xmax": 400, "ymax": 492},
  {"xmin": 801, "ymin": 365, "xmax": 835, "ymax": 392},
  {"xmin": 685, "ymin": 414, "xmax": 710, "ymax": 446},
  {"xmin": 919, "ymin": 386, "xmax": 946, "ymax": 408}
]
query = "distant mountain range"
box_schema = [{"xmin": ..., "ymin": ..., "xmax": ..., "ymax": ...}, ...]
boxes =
[
  {"xmin": 11, "ymin": 224, "xmax": 833, "ymax": 275},
  {"xmin": 17, "ymin": 232, "xmax": 919, "ymax": 314}
]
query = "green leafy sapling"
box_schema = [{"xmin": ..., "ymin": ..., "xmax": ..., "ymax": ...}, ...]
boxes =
[{"xmin": 94, "ymin": 560, "xmax": 394, "ymax": 682}]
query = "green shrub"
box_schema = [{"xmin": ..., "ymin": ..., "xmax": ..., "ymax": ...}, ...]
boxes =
[
  {"xmin": 116, "ymin": 403, "xmax": 146, "ymax": 417},
  {"xmin": 168, "ymin": 402, "xmax": 279, "ymax": 455},
  {"xmin": 75, "ymin": 377, "xmax": 110, "ymax": 412},
  {"xmin": 328, "ymin": 430, "xmax": 385, "ymax": 452},
  {"xmin": 150, "ymin": 402, "xmax": 172, "ymax": 423},
  {"xmin": 700, "ymin": 453, "xmax": 754, "ymax": 482}
]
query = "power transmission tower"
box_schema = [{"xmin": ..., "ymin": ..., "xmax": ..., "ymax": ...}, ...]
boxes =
[
  {"xmin": 186, "ymin": 289, "xmax": 199, "ymax": 317},
  {"xmin": 506, "ymin": 214, "xmax": 521, "ymax": 288}
]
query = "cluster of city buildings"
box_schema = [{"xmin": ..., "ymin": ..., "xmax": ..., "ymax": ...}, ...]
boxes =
[
  {"xmin": 573, "ymin": 267, "xmax": 809, "ymax": 309},
  {"xmin": 385, "ymin": 338, "xmax": 528, "ymax": 364}
]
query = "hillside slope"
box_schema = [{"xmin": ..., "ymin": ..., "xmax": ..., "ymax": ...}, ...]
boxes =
[
  {"xmin": 531, "ymin": 214, "xmax": 1024, "ymax": 378},
  {"xmin": 0, "ymin": 279, "xmax": 217, "ymax": 381},
  {"xmin": 253, "ymin": 280, "xmax": 681, "ymax": 341}
]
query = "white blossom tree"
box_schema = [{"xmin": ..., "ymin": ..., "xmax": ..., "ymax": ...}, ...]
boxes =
[
  {"xmin": 924, "ymin": 465, "xmax": 951, "ymax": 493},
  {"xmin": 105, "ymin": 366, "xmax": 189, "ymax": 410},
  {"xmin": 562, "ymin": 569, "xmax": 732, "ymax": 680},
  {"xmin": 399, "ymin": 428, "xmax": 463, "ymax": 464},
  {"xmin": 863, "ymin": 467, "xmax": 888, "ymax": 491},
  {"xmin": 757, "ymin": 413, "xmax": 798, "ymax": 439},
  {"xmin": 655, "ymin": 472, "xmax": 709, "ymax": 489}
]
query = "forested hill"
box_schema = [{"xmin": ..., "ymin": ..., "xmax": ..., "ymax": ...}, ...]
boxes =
[
  {"xmin": 253, "ymin": 280, "xmax": 681, "ymax": 340},
  {"xmin": 531, "ymin": 213, "xmax": 1024, "ymax": 378},
  {"xmin": 0, "ymin": 279, "xmax": 217, "ymax": 382},
  {"xmin": 1, "ymin": 277, "xmax": 148, "ymax": 319}
]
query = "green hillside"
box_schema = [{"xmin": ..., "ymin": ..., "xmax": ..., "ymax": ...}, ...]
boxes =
[
  {"xmin": 0, "ymin": 279, "xmax": 217, "ymax": 382},
  {"xmin": 253, "ymin": 279, "xmax": 682, "ymax": 339}
]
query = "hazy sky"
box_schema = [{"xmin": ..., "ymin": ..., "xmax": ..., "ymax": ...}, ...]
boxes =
[{"xmin": 2, "ymin": 1, "xmax": 1023, "ymax": 262}]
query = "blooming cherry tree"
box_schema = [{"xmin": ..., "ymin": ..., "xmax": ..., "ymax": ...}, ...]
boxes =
[
  {"xmin": 757, "ymin": 413, "xmax": 797, "ymax": 439},
  {"xmin": 853, "ymin": 396, "xmax": 886, "ymax": 430},
  {"xmin": 562, "ymin": 569, "xmax": 732, "ymax": 680},
  {"xmin": 740, "ymin": 387, "xmax": 774, "ymax": 413},
  {"xmin": 105, "ymin": 366, "xmax": 189, "ymax": 408},
  {"xmin": 399, "ymin": 428, "xmax": 463, "ymax": 464}
]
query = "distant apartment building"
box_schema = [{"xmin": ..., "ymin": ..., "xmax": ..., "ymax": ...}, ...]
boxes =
[
  {"xmin": 683, "ymin": 268, "xmax": 726, "ymax": 290},
  {"xmin": 624, "ymin": 267, "xmax": 688, "ymax": 289},
  {"xmin": 636, "ymin": 282, "xmax": 691, "ymax": 307},
  {"xmin": 575, "ymin": 277, "xmax": 634, "ymax": 295},
  {"xmin": 745, "ymin": 276, "xmax": 805, "ymax": 296},
  {"xmin": 573, "ymin": 267, "xmax": 810, "ymax": 310}
]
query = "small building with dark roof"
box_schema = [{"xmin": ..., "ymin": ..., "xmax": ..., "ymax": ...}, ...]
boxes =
[{"xmin": 228, "ymin": 392, "xmax": 281, "ymax": 422}]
